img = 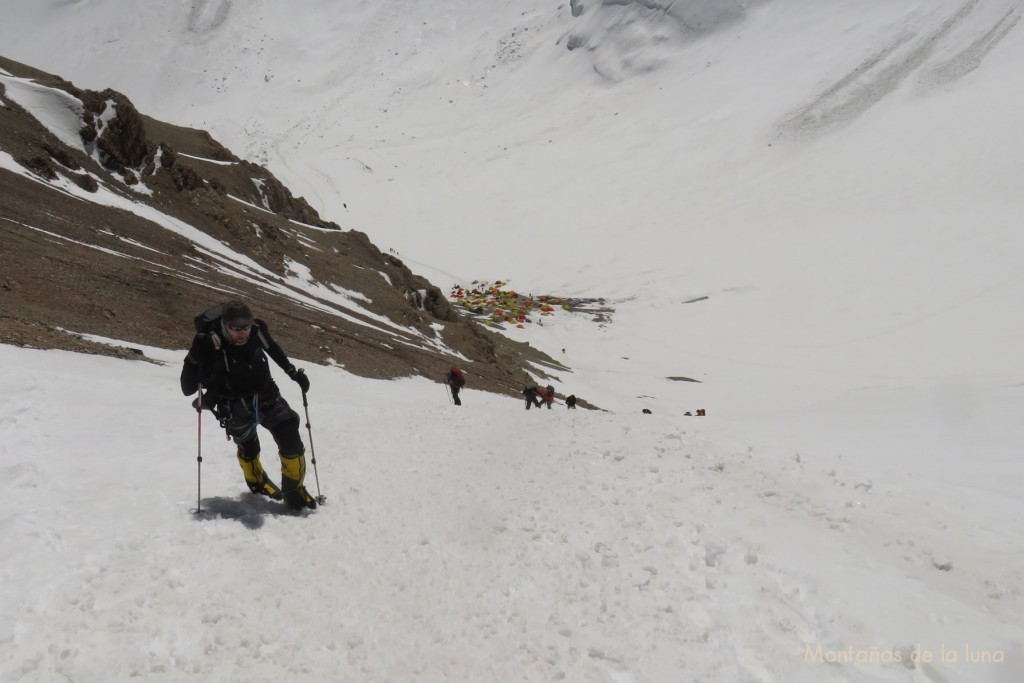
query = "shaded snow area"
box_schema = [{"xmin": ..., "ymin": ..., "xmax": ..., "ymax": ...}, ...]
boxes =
[
  {"xmin": 1, "ymin": 345, "xmax": 1021, "ymax": 682},
  {"xmin": 0, "ymin": 73, "xmax": 86, "ymax": 149}
]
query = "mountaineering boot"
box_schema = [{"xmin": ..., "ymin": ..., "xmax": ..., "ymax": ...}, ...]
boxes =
[
  {"xmin": 279, "ymin": 452, "xmax": 317, "ymax": 510},
  {"xmin": 237, "ymin": 451, "xmax": 283, "ymax": 500}
]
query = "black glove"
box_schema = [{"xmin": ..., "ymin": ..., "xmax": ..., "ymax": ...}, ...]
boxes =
[
  {"xmin": 288, "ymin": 366, "xmax": 310, "ymax": 393},
  {"xmin": 191, "ymin": 389, "xmax": 221, "ymax": 415}
]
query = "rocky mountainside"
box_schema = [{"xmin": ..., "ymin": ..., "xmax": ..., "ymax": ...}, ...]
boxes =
[{"xmin": 0, "ymin": 56, "xmax": 565, "ymax": 400}]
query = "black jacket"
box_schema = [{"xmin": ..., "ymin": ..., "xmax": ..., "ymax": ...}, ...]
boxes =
[{"xmin": 180, "ymin": 319, "xmax": 294, "ymax": 399}]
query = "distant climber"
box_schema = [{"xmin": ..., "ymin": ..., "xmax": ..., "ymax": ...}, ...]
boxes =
[
  {"xmin": 566, "ymin": 394, "xmax": 577, "ymax": 410},
  {"xmin": 523, "ymin": 386, "xmax": 542, "ymax": 410},
  {"xmin": 539, "ymin": 385, "xmax": 555, "ymax": 409},
  {"xmin": 446, "ymin": 366, "xmax": 466, "ymax": 406}
]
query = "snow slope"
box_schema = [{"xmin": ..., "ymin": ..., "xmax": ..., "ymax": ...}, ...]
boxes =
[
  {"xmin": 2, "ymin": 0, "xmax": 1021, "ymax": 415},
  {"xmin": 1, "ymin": 343, "xmax": 1021, "ymax": 682},
  {"xmin": 1, "ymin": 0, "xmax": 1023, "ymax": 681}
]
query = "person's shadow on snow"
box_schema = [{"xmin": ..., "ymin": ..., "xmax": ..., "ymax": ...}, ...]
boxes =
[{"xmin": 193, "ymin": 494, "xmax": 308, "ymax": 529}]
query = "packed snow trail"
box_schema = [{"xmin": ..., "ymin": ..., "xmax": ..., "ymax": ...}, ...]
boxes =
[{"xmin": 1, "ymin": 345, "xmax": 1020, "ymax": 682}]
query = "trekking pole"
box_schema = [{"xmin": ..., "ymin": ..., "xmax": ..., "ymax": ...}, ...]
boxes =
[
  {"xmin": 444, "ymin": 380, "xmax": 453, "ymax": 404},
  {"xmin": 300, "ymin": 379, "xmax": 326, "ymax": 504},
  {"xmin": 195, "ymin": 382, "xmax": 204, "ymax": 514}
]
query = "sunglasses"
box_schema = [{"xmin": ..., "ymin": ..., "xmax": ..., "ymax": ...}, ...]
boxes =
[{"xmin": 228, "ymin": 323, "xmax": 253, "ymax": 332}]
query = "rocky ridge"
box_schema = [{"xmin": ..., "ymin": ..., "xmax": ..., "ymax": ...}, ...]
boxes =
[{"xmin": 0, "ymin": 55, "xmax": 569, "ymax": 400}]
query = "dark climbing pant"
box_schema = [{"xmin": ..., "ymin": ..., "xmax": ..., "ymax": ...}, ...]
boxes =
[{"xmin": 220, "ymin": 390, "xmax": 304, "ymax": 459}]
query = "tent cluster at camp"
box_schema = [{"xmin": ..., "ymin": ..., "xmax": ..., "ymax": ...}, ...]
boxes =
[{"xmin": 448, "ymin": 280, "xmax": 603, "ymax": 329}]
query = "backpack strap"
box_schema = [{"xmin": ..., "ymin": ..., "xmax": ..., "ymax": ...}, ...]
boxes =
[{"xmin": 255, "ymin": 326, "xmax": 270, "ymax": 351}]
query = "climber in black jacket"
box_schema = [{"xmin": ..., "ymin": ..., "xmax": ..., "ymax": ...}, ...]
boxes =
[{"xmin": 180, "ymin": 300, "xmax": 316, "ymax": 510}]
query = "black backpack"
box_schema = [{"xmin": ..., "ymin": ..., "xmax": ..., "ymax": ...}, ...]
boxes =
[{"xmin": 194, "ymin": 303, "xmax": 226, "ymax": 334}]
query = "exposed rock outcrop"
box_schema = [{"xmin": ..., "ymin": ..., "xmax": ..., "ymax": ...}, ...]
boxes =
[{"xmin": 0, "ymin": 54, "xmax": 553, "ymax": 400}]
